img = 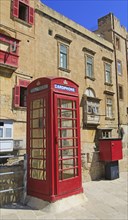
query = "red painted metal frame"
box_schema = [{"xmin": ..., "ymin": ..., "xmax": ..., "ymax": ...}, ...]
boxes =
[
  {"xmin": 54, "ymin": 94, "xmax": 82, "ymax": 197},
  {"xmin": 99, "ymin": 138, "xmax": 123, "ymax": 161},
  {"xmin": 27, "ymin": 92, "xmax": 51, "ymax": 200},
  {"xmin": 27, "ymin": 77, "xmax": 83, "ymax": 202}
]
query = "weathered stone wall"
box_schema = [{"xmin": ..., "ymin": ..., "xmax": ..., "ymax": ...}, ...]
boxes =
[
  {"xmin": 0, "ymin": 164, "xmax": 24, "ymax": 207},
  {"xmin": 95, "ymin": 13, "xmax": 128, "ymax": 132}
]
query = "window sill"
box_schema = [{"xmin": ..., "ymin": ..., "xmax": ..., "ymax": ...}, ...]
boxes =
[
  {"xmin": 118, "ymin": 73, "xmax": 122, "ymax": 76},
  {"xmin": 104, "ymin": 82, "xmax": 113, "ymax": 86},
  {"xmin": 83, "ymin": 122, "xmax": 100, "ymax": 129},
  {"xmin": 13, "ymin": 17, "xmax": 32, "ymax": 27},
  {"xmin": 104, "ymin": 90, "xmax": 115, "ymax": 95},
  {"xmin": 58, "ymin": 67, "xmax": 71, "ymax": 73},
  {"xmin": 14, "ymin": 106, "xmax": 27, "ymax": 110},
  {"xmin": 85, "ymin": 76, "xmax": 95, "ymax": 81},
  {"xmin": 105, "ymin": 117, "xmax": 115, "ymax": 121},
  {"xmin": 87, "ymin": 97, "xmax": 101, "ymax": 102}
]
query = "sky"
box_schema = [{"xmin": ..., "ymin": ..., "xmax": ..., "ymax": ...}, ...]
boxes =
[{"xmin": 41, "ymin": 0, "xmax": 128, "ymax": 31}]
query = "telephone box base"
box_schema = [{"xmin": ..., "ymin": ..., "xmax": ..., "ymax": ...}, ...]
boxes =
[
  {"xmin": 27, "ymin": 187, "xmax": 83, "ymax": 203},
  {"xmin": 26, "ymin": 190, "xmax": 86, "ymax": 213}
]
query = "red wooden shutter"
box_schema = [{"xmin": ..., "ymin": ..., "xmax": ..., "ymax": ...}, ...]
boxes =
[
  {"xmin": 13, "ymin": 0, "xmax": 19, "ymax": 18},
  {"xmin": 14, "ymin": 86, "xmax": 20, "ymax": 107},
  {"xmin": 29, "ymin": 7, "xmax": 34, "ymax": 25}
]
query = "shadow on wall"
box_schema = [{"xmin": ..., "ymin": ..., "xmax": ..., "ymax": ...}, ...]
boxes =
[
  {"xmin": 89, "ymin": 151, "xmax": 105, "ymax": 181},
  {"xmin": 82, "ymin": 151, "xmax": 105, "ymax": 182},
  {"xmin": 89, "ymin": 129, "xmax": 105, "ymax": 181},
  {"xmin": 81, "ymin": 129, "xmax": 105, "ymax": 182}
]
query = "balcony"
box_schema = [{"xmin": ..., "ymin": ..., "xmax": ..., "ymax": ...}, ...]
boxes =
[
  {"xmin": 83, "ymin": 114, "xmax": 100, "ymax": 128},
  {"xmin": 0, "ymin": 33, "xmax": 20, "ymax": 71},
  {"xmin": 0, "ymin": 50, "xmax": 19, "ymax": 69},
  {"xmin": 83, "ymin": 110, "xmax": 100, "ymax": 129},
  {"xmin": 87, "ymin": 114, "xmax": 100, "ymax": 125},
  {"xmin": 0, "ymin": 139, "xmax": 23, "ymax": 153}
]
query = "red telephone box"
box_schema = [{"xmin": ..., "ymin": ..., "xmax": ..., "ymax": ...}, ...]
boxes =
[{"xmin": 27, "ymin": 77, "xmax": 83, "ymax": 202}]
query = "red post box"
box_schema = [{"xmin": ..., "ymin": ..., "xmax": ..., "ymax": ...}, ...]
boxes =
[
  {"xmin": 99, "ymin": 138, "xmax": 123, "ymax": 161},
  {"xmin": 26, "ymin": 77, "xmax": 83, "ymax": 202}
]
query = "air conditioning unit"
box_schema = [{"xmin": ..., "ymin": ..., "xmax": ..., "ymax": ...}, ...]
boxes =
[
  {"xmin": 13, "ymin": 140, "xmax": 23, "ymax": 149},
  {"xmin": 11, "ymin": 41, "xmax": 17, "ymax": 52}
]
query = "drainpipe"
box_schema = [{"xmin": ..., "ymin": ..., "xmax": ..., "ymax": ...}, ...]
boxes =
[{"xmin": 112, "ymin": 13, "xmax": 120, "ymax": 128}]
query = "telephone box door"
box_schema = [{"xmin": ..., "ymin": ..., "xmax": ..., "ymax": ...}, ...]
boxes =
[
  {"xmin": 54, "ymin": 94, "xmax": 82, "ymax": 195},
  {"xmin": 27, "ymin": 92, "xmax": 50, "ymax": 198}
]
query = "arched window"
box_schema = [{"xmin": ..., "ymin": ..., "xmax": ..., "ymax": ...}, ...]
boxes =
[
  {"xmin": 85, "ymin": 88, "xmax": 95, "ymax": 97},
  {"xmin": 83, "ymin": 88, "xmax": 100, "ymax": 128}
]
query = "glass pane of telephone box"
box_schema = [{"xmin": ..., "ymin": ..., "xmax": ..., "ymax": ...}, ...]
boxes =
[{"xmin": 30, "ymin": 98, "xmax": 47, "ymax": 181}]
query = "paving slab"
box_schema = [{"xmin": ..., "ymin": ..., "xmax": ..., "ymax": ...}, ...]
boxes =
[{"xmin": 0, "ymin": 172, "xmax": 128, "ymax": 220}]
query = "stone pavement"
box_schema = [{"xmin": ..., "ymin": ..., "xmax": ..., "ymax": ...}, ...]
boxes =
[{"xmin": 0, "ymin": 172, "xmax": 128, "ymax": 220}]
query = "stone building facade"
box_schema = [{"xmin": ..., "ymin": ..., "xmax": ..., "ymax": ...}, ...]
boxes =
[{"xmin": 0, "ymin": 0, "xmax": 127, "ymax": 181}]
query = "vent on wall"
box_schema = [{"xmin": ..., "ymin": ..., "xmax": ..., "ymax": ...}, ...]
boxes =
[{"xmin": 48, "ymin": 29, "xmax": 53, "ymax": 36}]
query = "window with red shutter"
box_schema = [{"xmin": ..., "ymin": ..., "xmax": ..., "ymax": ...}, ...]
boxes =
[
  {"xmin": 20, "ymin": 87, "xmax": 27, "ymax": 107},
  {"xmin": 19, "ymin": 2, "xmax": 29, "ymax": 22},
  {"xmin": 14, "ymin": 79, "xmax": 30, "ymax": 108},
  {"xmin": 12, "ymin": 0, "xmax": 34, "ymax": 25}
]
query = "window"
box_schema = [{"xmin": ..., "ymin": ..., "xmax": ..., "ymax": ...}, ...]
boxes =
[
  {"xmin": 83, "ymin": 88, "xmax": 100, "ymax": 127},
  {"xmin": 12, "ymin": 0, "xmax": 34, "ymax": 25},
  {"xmin": 20, "ymin": 87, "xmax": 27, "ymax": 106},
  {"xmin": 117, "ymin": 60, "xmax": 122, "ymax": 75},
  {"xmin": 0, "ymin": 121, "xmax": 13, "ymax": 139},
  {"xmin": 119, "ymin": 85, "xmax": 123, "ymax": 100},
  {"xmin": 55, "ymin": 34, "xmax": 71, "ymax": 72},
  {"xmin": 85, "ymin": 88, "xmax": 95, "ymax": 97},
  {"xmin": 0, "ymin": 41, "xmax": 10, "ymax": 52},
  {"xmin": 59, "ymin": 44, "xmax": 68, "ymax": 69},
  {"xmin": 87, "ymin": 100, "xmax": 99, "ymax": 115},
  {"xmin": 85, "ymin": 88, "xmax": 98, "ymax": 114},
  {"xmin": 86, "ymin": 55, "xmax": 94, "ymax": 78},
  {"xmin": 19, "ymin": 2, "xmax": 28, "ymax": 22},
  {"xmin": 0, "ymin": 33, "xmax": 19, "ymax": 68},
  {"xmin": 0, "ymin": 128, "xmax": 3, "ymax": 137},
  {"xmin": 48, "ymin": 29, "xmax": 53, "ymax": 36},
  {"xmin": 0, "ymin": 33, "xmax": 19, "ymax": 54},
  {"xmin": 115, "ymin": 37, "xmax": 120, "ymax": 50},
  {"xmin": 105, "ymin": 63, "xmax": 112, "ymax": 84},
  {"xmin": 14, "ymin": 79, "xmax": 30, "ymax": 108},
  {"xmin": 106, "ymin": 98, "xmax": 113, "ymax": 118},
  {"xmin": 101, "ymin": 130, "xmax": 112, "ymax": 138}
]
